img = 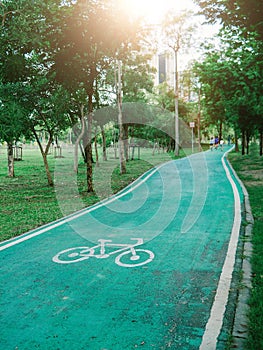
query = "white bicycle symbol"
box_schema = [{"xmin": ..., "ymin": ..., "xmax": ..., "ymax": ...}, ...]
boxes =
[{"xmin": 52, "ymin": 238, "xmax": 154, "ymax": 268}]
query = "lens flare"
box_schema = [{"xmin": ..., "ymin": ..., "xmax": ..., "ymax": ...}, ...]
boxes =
[{"xmin": 123, "ymin": 0, "xmax": 195, "ymax": 23}]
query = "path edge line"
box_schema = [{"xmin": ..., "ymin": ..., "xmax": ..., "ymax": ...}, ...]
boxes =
[
  {"xmin": 226, "ymin": 155, "xmax": 253, "ymax": 348},
  {"xmin": 199, "ymin": 147, "xmax": 242, "ymax": 350}
]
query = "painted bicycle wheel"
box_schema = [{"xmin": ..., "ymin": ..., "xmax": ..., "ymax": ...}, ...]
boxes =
[
  {"xmin": 115, "ymin": 249, "xmax": 154, "ymax": 267},
  {"xmin": 52, "ymin": 246, "xmax": 94, "ymax": 264}
]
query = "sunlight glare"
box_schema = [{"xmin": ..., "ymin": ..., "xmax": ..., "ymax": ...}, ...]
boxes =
[{"xmin": 123, "ymin": 0, "xmax": 195, "ymax": 24}]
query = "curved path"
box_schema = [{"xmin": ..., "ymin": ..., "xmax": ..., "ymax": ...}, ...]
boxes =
[{"xmin": 0, "ymin": 147, "xmax": 243, "ymax": 349}]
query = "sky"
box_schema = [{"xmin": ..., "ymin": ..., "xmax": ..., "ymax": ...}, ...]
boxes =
[{"xmin": 123, "ymin": 0, "xmax": 199, "ymax": 25}]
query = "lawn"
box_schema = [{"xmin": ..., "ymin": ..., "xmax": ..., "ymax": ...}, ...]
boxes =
[{"xmin": 228, "ymin": 143, "xmax": 263, "ymax": 350}]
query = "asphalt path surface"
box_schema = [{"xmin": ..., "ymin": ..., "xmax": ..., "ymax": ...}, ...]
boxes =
[{"xmin": 0, "ymin": 147, "xmax": 243, "ymax": 349}]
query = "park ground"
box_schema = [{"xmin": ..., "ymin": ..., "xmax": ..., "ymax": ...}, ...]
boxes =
[
  {"xmin": 228, "ymin": 144, "xmax": 263, "ymax": 349},
  {"xmin": 0, "ymin": 142, "xmax": 262, "ymax": 349}
]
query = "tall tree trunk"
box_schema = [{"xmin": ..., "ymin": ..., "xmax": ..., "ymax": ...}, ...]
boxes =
[
  {"xmin": 174, "ymin": 47, "xmax": 180, "ymax": 157},
  {"xmin": 117, "ymin": 60, "xmax": 126, "ymax": 174},
  {"xmin": 260, "ymin": 130, "xmax": 263, "ymax": 156},
  {"xmin": 113, "ymin": 126, "xmax": 118, "ymax": 159},
  {"xmin": 197, "ymin": 86, "xmax": 202, "ymax": 152},
  {"xmin": 42, "ymin": 153, "xmax": 53, "ymax": 186},
  {"xmin": 69, "ymin": 110, "xmax": 86, "ymax": 162},
  {"xmin": 100, "ymin": 124, "xmax": 107, "ymax": 161},
  {"xmin": 86, "ymin": 93, "xmax": 94, "ymax": 193},
  {"xmin": 246, "ymin": 131, "xmax": 250, "ymax": 155},
  {"xmin": 94, "ymin": 126, "xmax": 99, "ymax": 167},
  {"xmin": 152, "ymin": 139, "xmax": 157, "ymax": 156},
  {"xmin": 7, "ymin": 142, "xmax": 14, "ymax": 177},
  {"xmin": 33, "ymin": 128, "xmax": 54, "ymax": 186},
  {"xmin": 72, "ymin": 125, "xmax": 86, "ymax": 163},
  {"xmin": 219, "ymin": 120, "xmax": 223, "ymax": 141},
  {"xmin": 74, "ymin": 104, "xmax": 85, "ymax": 173},
  {"xmin": 234, "ymin": 130, "xmax": 239, "ymax": 152},
  {"xmin": 123, "ymin": 124, "xmax": 129, "ymax": 162},
  {"xmin": 241, "ymin": 130, "xmax": 245, "ymax": 155}
]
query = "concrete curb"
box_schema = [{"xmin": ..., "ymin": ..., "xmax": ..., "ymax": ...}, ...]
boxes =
[{"xmin": 227, "ymin": 158, "xmax": 254, "ymax": 348}]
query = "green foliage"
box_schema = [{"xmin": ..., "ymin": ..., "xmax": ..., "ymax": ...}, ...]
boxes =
[
  {"xmin": 193, "ymin": 29, "xmax": 263, "ymax": 145},
  {"xmin": 51, "ymin": 0, "xmax": 143, "ymax": 95},
  {"xmin": 193, "ymin": 0, "xmax": 263, "ymax": 153},
  {"xmin": 0, "ymin": 82, "xmax": 27, "ymax": 143},
  {"xmin": 194, "ymin": 0, "xmax": 263, "ymax": 40},
  {"xmin": 161, "ymin": 10, "xmax": 196, "ymax": 51},
  {"xmin": 0, "ymin": 0, "xmax": 151, "ymax": 133},
  {"xmin": 122, "ymin": 53, "xmax": 155, "ymax": 103}
]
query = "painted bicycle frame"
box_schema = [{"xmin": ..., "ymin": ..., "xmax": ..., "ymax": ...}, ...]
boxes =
[{"xmin": 52, "ymin": 238, "xmax": 154, "ymax": 268}]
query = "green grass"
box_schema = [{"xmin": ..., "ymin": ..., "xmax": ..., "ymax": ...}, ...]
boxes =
[{"xmin": 228, "ymin": 143, "xmax": 263, "ymax": 349}]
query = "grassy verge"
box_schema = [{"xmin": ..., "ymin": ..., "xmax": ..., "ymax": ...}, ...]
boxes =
[{"xmin": 228, "ymin": 143, "xmax": 263, "ymax": 349}]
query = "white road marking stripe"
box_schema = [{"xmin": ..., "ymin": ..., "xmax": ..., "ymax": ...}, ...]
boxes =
[{"xmin": 199, "ymin": 147, "xmax": 242, "ymax": 349}]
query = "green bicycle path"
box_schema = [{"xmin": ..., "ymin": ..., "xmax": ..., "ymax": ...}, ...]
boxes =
[{"xmin": 0, "ymin": 147, "xmax": 243, "ymax": 349}]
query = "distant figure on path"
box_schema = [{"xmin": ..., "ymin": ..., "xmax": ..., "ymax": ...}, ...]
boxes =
[
  {"xmin": 210, "ymin": 137, "xmax": 215, "ymax": 151},
  {"xmin": 220, "ymin": 139, "xmax": 224, "ymax": 151},
  {"xmin": 214, "ymin": 136, "xmax": 219, "ymax": 150}
]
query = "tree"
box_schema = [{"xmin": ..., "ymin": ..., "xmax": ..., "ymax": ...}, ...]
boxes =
[
  {"xmin": 193, "ymin": 29, "xmax": 263, "ymax": 154},
  {"xmin": 194, "ymin": 0, "xmax": 263, "ymax": 40},
  {"xmin": 194, "ymin": 0, "xmax": 263, "ymax": 155},
  {"xmin": 51, "ymin": 0, "xmax": 143, "ymax": 191},
  {"xmin": 0, "ymin": 0, "xmax": 42, "ymax": 177},
  {"xmin": 122, "ymin": 53, "xmax": 155, "ymax": 103},
  {"xmin": 25, "ymin": 80, "xmax": 72, "ymax": 186},
  {"xmin": 0, "ymin": 0, "xmax": 75, "ymax": 184},
  {"xmin": 161, "ymin": 10, "xmax": 196, "ymax": 156},
  {"xmin": 92, "ymin": 48, "xmax": 155, "ymax": 165},
  {"xmin": 0, "ymin": 83, "xmax": 27, "ymax": 177},
  {"xmin": 120, "ymin": 53, "xmax": 155, "ymax": 163}
]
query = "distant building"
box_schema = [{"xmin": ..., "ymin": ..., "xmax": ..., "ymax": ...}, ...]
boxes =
[
  {"xmin": 150, "ymin": 52, "xmax": 195, "ymax": 102},
  {"xmin": 151, "ymin": 52, "xmax": 174, "ymax": 87}
]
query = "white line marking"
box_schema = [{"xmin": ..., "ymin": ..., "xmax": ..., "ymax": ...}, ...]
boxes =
[
  {"xmin": 199, "ymin": 147, "xmax": 242, "ymax": 349},
  {"xmin": 0, "ymin": 163, "xmax": 167, "ymax": 251}
]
